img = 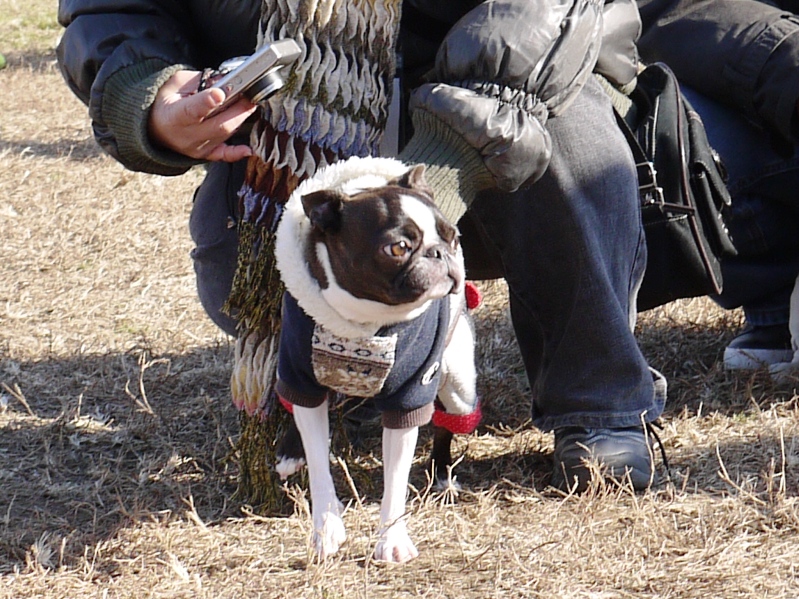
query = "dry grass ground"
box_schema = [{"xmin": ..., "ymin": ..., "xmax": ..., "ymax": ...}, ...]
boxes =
[{"xmin": 5, "ymin": 3, "xmax": 799, "ymax": 598}]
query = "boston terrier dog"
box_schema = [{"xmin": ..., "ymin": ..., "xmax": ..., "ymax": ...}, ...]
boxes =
[{"xmin": 273, "ymin": 157, "xmax": 480, "ymax": 563}]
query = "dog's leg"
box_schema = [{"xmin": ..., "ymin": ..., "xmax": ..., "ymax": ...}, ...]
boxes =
[
  {"xmin": 277, "ymin": 397, "xmax": 379, "ymax": 479},
  {"xmin": 293, "ymin": 401, "xmax": 346, "ymax": 558},
  {"xmin": 433, "ymin": 309, "xmax": 478, "ymax": 492},
  {"xmin": 438, "ymin": 310, "xmax": 477, "ymax": 415},
  {"xmin": 430, "ymin": 425, "xmax": 455, "ymax": 490},
  {"xmin": 275, "ymin": 420, "xmax": 306, "ymax": 480},
  {"xmin": 374, "ymin": 425, "xmax": 419, "ymax": 563}
]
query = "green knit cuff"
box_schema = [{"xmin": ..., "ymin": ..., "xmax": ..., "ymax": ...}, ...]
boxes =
[
  {"xmin": 103, "ymin": 60, "xmax": 203, "ymax": 175},
  {"xmin": 398, "ymin": 110, "xmax": 495, "ymax": 224}
]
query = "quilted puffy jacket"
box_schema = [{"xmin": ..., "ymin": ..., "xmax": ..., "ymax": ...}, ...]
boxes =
[{"xmin": 57, "ymin": 0, "xmax": 642, "ymax": 186}]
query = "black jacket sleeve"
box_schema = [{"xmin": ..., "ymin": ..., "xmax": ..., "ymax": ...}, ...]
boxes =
[
  {"xmin": 57, "ymin": 1, "xmax": 203, "ymax": 174},
  {"xmin": 57, "ymin": 1, "xmax": 197, "ymax": 104},
  {"xmin": 57, "ymin": 0, "xmax": 260, "ymax": 174}
]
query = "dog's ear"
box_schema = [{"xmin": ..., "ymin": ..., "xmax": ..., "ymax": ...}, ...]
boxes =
[
  {"xmin": 390, "ymin": 164, "xmax": 433, "ymax": 198},
  {"xmin": 301, "ymin": 190, "xmax": 346, "ymax": 232}
]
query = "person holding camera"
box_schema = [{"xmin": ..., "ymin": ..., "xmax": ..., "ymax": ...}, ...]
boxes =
[
  {"xmin": 56, "ymin": 0, "xmax": 666, "ymax": 492},
  {"xmin": 638, "ymin": 0, "xmax": 799, "ymax": 372}
]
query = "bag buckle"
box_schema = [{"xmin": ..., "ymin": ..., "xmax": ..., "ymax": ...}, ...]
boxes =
[{"xmin": 636, "ymin": 161, "xmax": 665, "ymax": 205}]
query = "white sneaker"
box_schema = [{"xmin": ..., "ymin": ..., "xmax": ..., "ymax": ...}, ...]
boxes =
[{"xmin": 723, "ymin": 324, "xmax": 793, "ymax": 370}]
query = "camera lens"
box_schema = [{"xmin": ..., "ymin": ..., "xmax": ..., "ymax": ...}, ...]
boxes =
[{"xmin": 247, "ymin": 71, "xmax": 285, "ymax": 104}]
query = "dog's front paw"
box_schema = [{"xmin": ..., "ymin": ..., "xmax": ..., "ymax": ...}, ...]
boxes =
[
  {"xmin": 275, "ymin": 456, "xmax": 306, "ymax": 480},
  {"xmin": 276, "ymin": 422, "xmax": 306, "ymax": 480},
  {"xmin": 374, "ymin": 520, "xmax": 418, "ymax": 563},
  {"xmin": 313, "ymin": 509, "xmax": 347, "ymax": 559},
  {"xmin": 434, "ymin": 474, "xmax": 461, "ymax": 505}
]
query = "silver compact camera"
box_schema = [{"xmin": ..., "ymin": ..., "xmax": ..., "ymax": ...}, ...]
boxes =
[{"xmin": 206, "ymin": 39, "xmax": 302, "ymax": 117}]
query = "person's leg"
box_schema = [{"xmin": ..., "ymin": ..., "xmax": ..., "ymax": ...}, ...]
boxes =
[
  {"xmin": 682, "ymin": 87, "xmax": 799, "ymax": 369},
  {"xmin": 471, "ymin": 77, "xmax": 665, "ymax": 490},
  {"xmin": 188, "ymin": 160, "xmax": 246, "ymax": 337}
]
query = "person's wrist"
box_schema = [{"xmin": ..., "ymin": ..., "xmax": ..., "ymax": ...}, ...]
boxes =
[
  {"xmin": 103, "ymin": 60, "xmax": 201, "ymax": 175},
  {"xmin": 398, "ymin": 110, "xmax": 494, "ymax": 224}
]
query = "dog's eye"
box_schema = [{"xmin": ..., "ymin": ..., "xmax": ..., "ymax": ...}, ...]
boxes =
[{"xmin": 384, "ymin": 240, "xmax": 411, "ymax": 257}]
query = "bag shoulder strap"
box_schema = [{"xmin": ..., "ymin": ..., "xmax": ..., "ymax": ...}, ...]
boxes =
[
  {"xmin": 613, "ymin": 104, "xmax": 664, "ymax": 206},
  {"xmin": 597, "ymin": 68, "xmax": 663, "ymax": 206}
]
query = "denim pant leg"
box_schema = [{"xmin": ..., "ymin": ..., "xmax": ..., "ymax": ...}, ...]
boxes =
[
  {"xmin": 470, "ymin": 77, "xmax": 664, "ymax": 431},
  {"xmin": 682, "ymin": 87, "xmax": 799, "ymax": 326},
  {"xmin": 188, "ymin": 160, "xmax": 246, "ymax": 337}
]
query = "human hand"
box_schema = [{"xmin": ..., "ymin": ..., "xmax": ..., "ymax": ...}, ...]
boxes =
[{"xmin": 148, "ymin": 70, "xmax": 258, "ymax": 162}]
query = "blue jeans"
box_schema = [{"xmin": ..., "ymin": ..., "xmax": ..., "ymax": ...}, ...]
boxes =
[
  {"xmin": 189, "ymin": 76, "xmax": 665, "ymax": 431},
  {"xmin": 470, "ymin": 76, "xmax": 664, "ymax": 431},
  {"xmin": 682, "ymin": 87, "xmax": 799, "ymax": 327},
  {"xmin": 189, "ymin": 160, "xmax": 243, "ymax": 338}
]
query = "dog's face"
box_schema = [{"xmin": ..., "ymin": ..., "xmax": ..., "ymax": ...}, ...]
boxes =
[{"xmin": 300, "ymin": 165, "xmax": 464, "ymax": 325}]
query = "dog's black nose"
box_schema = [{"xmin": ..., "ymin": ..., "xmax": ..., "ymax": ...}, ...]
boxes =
[{"xmin": 425, "ymin": 245, "xmax": 445, "ymax": 260}]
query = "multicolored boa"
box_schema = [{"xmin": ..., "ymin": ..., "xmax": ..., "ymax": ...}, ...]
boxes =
[{"xmin": 223, "ymin": 0, "xmax": 402, "ymax": 505}]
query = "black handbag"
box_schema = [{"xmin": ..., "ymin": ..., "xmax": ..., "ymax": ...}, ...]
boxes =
[{"xmin": 614, "ymin": 63, "xmax": 737, "ymax": 312}]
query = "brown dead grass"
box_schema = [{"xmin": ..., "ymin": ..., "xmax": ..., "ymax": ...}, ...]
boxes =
[{"xmin": 4, "ymin": 4, "xmax": 799, "ymax": 598}]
